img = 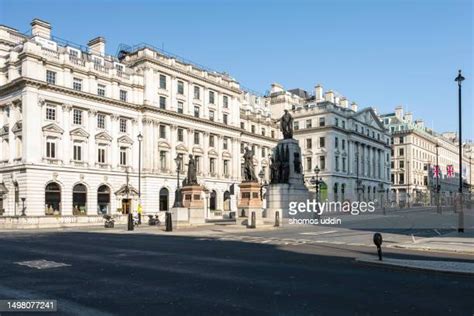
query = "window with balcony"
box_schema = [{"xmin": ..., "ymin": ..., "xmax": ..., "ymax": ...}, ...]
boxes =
[
  {"xmin": 46, "ymin": 139, "xmax": 56, "ymax": 158},
  {"xmin": 209, "ymin": 110, "xmax": 215, "ymax": 121},
  {"xmin": 73, "ymin": 142, "xmax": 82, "ymax": 161},
  {"xmin": 97, "ymin": 146, "xmax": 106, "ymax": 164},
  {"xmin": 177, "ymin": 102, "xmax": 184, "ymax": 114},
  {"xmin": 160, "ymin": 151, "xmax": 167, "ymax": 169},
  {"xmin": 73, "ymin": 78, "xmax": 82, "ymax": 91},
  {"xmin": 223, "ymin": 160, "xmax": 229, "ymax": 176},
  {"xmin": 46, "ymin": 70, "xmax": 56, "ymax": 84},
  {"xmin": 73, "ymin": 109, "xmax": 82, "ymax": 125},
  {"xmin": 223, "ymin": 114, "xmax": 228, "ymax": 125},
  {"xmin": 119, "ymin": 147, "xmax": 127, "ymax": 166}
]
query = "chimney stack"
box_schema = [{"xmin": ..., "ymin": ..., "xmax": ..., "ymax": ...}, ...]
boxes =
[
  {"xmin": 340, "ymin": 98, "xmax": 349, "ymax": 108},
  {"xmin": 351, "ymin": 102, "xmax": 358, "ymax": 112},
  {"xmin": 395, "ymin": 106, "xmax": 404, "ymax": 119},
  {"xmin": 31, "ymin": 18, "xmax": 51, "ymax": 39},
  {"xmin": 315, "ymin": 84, "xmax": 323, "ymax": 102},
  {"xmin": 88, "ymin": 37, "xmax": 106, "ymax": 55},
  {"xmin": 270, "ymin": 82, "xmax": 284, "ymax": 94},
  {"xmin": 324, "ymin": 90, "xmax": 335, "ymax": 103},
  {"xmin": 404, "ymin": 112, "xmax": 413, "ymax": 123}
]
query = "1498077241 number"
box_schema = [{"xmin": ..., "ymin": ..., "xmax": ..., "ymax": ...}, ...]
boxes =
[{"xmin": 0, "ymin": 300, "xmax": 58, "ymax": 312}]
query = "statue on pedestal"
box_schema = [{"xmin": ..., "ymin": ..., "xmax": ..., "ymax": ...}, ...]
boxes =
[
  {"xmin": 243, "ymin": 147, "xmax": 258, "ymax": 182},
  {"xmin": 185, "ymin": 154, "xmax": 198, "ymax": 185},
  {"xmin": 280, "ymin": 110, "xmax": 294, "ymax": 139}
]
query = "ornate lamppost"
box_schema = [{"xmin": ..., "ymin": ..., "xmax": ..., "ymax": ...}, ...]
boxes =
[
  {"xmin": 137, "ymin": 133, "xmax": 143, "ymax": 224},
  {"xmin": 310, "ymin": 166, "xmax": 322, "ymax": 217},
  {"xmin": 455, "ymin": 70, "xmax": 465, "ymax": 233},
  {"xmin": 258, "ymin": 169, "xmax": 267, "ymax": 201}
]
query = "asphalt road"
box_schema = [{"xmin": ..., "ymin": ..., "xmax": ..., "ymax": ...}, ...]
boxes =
[{"xmin": 0, "ymin": 230, "xmax": 472, "ymax": 316}]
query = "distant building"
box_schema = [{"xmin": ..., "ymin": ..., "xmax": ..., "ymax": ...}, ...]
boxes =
[{"xmin": 380, "ymin": 106, "xmax": 473, "ymax": 206}]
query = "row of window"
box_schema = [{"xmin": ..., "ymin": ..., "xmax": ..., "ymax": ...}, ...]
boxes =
[
  {"xmin": 46, "ymin": 70, "xmax": 129, "ymax": 102},
  {"xmin": 159, "ymin": 74, "xmax": 230, "ymax": 107},
  {"xmin": 45, "ymin": 105, "xmax": 130, "ymax": 133},
  {"xmin": 240, "ymin": 122, "xmax": 275, "ymax": 138}
]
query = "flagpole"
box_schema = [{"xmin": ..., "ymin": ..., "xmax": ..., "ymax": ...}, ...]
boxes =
[{"xmin": 436, "ymin": 143, "xmax": 440, "ymax": 214}]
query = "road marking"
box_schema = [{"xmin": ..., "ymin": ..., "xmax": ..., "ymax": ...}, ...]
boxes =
[
  {"xmin": 300, "ymin": 230, "xmax": 338, "ymax": 236},
  {"xmin": 16, "ymin": 259, "xmax": 70, "ymax": 270}
]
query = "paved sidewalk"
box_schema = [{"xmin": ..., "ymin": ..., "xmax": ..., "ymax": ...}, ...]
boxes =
[
  {"xmin": 356, "ymin": 257, "xmax": 474, "ymax": 275},
  {"xmin": 390, "ymin": 231, "xmax": 474, "ymax": 254}
]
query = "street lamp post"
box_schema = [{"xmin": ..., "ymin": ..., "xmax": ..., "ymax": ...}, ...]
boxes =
[
  {"xmin": 435, "ymin": 143, "xmax": 441, "ymax": 214},
  {"xmin": 378, "ymin": 183, "xmax": 385, "ymax": 215},
  {"xmin": 137, "ymin": 133, "xmax": 143, "ymax": 225},
  {"xmin": 173, "ymin": 154, "xmax": 183, "ymax": 208},
  {"xmin": 455, "ymin": 70, "xmax": 465, "ymax": 233},
  {"xmin": 310, "ymin": 166, "xmax": 321, "ymax": 217}
]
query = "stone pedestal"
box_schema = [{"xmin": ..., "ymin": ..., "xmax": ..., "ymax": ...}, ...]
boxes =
[
  {"xmin": 238, "ymin": 182, "xmax": 264, "ymax": 227},
  {"xmin": 182, "ymin": 185, "xmax": 204, "ymax": 208},
  {"xmin": 171, "ymin": 207, "xmax": 189, "ymax": 228},
  {"xmin": 266, "ymin": 138, "xmax": 310, "ymax": 220}
]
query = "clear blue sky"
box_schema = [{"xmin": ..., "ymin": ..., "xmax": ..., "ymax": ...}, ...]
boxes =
[{"xmin": 1, "ymin": 0, "xmax": 472, "ymax": 140}]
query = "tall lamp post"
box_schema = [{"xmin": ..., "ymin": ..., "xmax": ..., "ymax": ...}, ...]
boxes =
[
  {"xmin": 435, "ymin": 143, "xmax": 441, "ymax": 214},
  {"xmin": 310, "ymin": 166, "xmax": 321, "ymax": 217},
  {"xmin": 455, "ymin": 70, "xmax": 465, "ymax": 233},
  {"xmin": 137, "ymin": 133, "xmax": 143, "ymax": 224},
  {"xmin": 173, "ymin": 154, "xmax": 183, "ymax": 208}
]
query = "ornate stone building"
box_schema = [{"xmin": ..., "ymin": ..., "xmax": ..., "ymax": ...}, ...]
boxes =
[
  {"xmin": 267, "ymin": 83, "xmax": 392, "ymax": 203},
  {"xmin": 0, "ymin": 19, "xmax": 278, "ymax": 218},
  {"xmin": 380, "ymin": 106, "xmax": 473, "ymax": 206}
]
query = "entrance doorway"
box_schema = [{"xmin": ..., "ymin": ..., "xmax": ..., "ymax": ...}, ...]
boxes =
[
  {"xmin": 210, "ymin": 190, "xmax": 217, "ymax": 211},
  {"xmin": 159, "ymin": 188, "xmax": 169, "ymax": 212},
  {"xmin": 223, "ymin": 191, "xmax": 230, "ymax": 211},
  {"xmin": 122, "ymin": 199, "xmax": 131, "ymax": 214}
]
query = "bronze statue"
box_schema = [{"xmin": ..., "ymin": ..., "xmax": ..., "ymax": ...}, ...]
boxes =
[
  {"xmin": 243, "ymin": 147, "xmax": 258, "ymax": 182},
  {"xmin": 186, "ymin": 154, "xmax": 198, "ymax": 185},
  {"xmin": 280, "ymin": 110, "xmax": 294, "ymax": 139}
]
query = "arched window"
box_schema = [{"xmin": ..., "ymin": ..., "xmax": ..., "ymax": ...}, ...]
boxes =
[
  {"xmin": 223, "ymin": 191, "xmax": 230, "ymax": 211},
  {"xmin": 159, "ymin": 187, "xmax": 169, "ymax": 212},
  {"xmin": 73, "ymin": 184, "xmax": 87, "ymax": 215},
  {"xmin": 97, "ymin": 185, "xmax": 110, "ymax": 215},
  {"xmin": 45, "ymin": 182, "xmax": 61, "ymax": 215}
]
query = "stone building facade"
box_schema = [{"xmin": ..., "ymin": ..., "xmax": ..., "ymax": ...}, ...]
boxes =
[
  {"xmin": 267, "ymin": 83, "xmax": 392, "ymax": 204},
  {"xmin": 381, "ymin": 106, "xmax": 473, "ymax": 206},
  {"xmin": 0, "ymin": 19, "xmax": 278, "ymax": 218}
]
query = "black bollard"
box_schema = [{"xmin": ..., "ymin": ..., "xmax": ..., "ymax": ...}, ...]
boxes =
[
  {"xmin": 165, "ymin": 212, "xmax": 173, "ymax": 232},
  {"xmin": 275, "ymin": 211, "xmax": 280, "ymax": 227},
  {"xmin": 127, "ymin": 212, "xmax": 134, "ymax": 231},
  {"xmin": 250, "ymin": 211, "xmax": 256, "ymax": 229},
  {"xmin": 373, "ymin": 233, "xmax": 383, "ymax": 261}
]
